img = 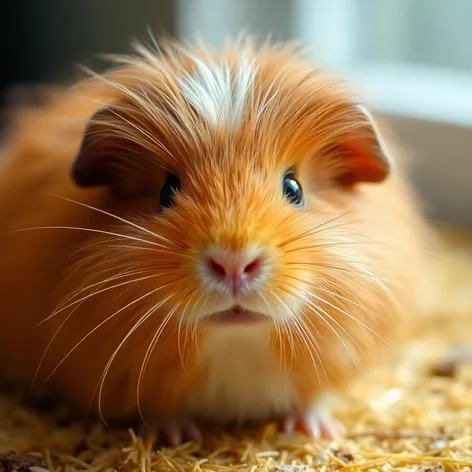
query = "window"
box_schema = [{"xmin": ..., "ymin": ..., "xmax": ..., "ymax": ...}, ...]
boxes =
[{"xmin": 176, "ymin": 0, "xmax": 472, "ymax": 225}]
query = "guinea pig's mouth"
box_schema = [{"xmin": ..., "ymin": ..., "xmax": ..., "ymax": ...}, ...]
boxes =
[{"xmin": 203, "ymin": 306, "xmax": 270, "ymax": 325}]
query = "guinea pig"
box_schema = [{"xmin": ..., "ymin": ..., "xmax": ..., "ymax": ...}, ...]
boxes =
[{"xmin": 0, "ymin": 36, "xmax": 425, "ymax": 445}]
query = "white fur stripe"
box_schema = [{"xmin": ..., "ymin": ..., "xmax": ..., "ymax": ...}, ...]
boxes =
[{"xmin": 179, "ymin": 55, "xmax": 256, "ymax": 128}]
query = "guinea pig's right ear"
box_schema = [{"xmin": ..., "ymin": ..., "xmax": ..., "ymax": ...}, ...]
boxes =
[
  {"xmin": 71, "ymin": 106, "xmax": 120, "ymax": 188},
  {"xmin": 333, "ymin": 104, "xmax": 394, "ymax": 186}
]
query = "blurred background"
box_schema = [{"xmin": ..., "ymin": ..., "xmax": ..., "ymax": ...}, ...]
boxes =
[{"xmin": 1, "ymin": 0, "xmax": 471, "ymax": 227}]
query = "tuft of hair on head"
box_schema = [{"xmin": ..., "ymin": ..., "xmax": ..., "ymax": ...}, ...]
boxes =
[{"xmin": 70, "ymin": 34, "xmax": 393, "ymax": 197}]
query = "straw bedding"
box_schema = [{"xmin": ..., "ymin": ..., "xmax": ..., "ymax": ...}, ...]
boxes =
[{"xmin": 1, "ymin": 224, "xmax": 471, "ymax": 472}]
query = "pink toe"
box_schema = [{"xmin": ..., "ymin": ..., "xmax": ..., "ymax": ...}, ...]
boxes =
[
  {"xmin": 281, "ymin": 410, "xmax": 345, "ymax": 440},
  {"xmin": 282, "ymin": 415, "xmax": 296, "ymax": 435},
  {"xmin": 300, "ymin": 415, "xmax": 321, "ymax": 439},
  {"xmin": 165, "ymin": 424, "xmax": 182, "ymax": 447},
  {"xmin": 136, "ymin": 417, "xmax": 202, "ymax": 447},
  {"xmin": 321, "ymin": 417, "xmax": 345, "ymax": 439},
  {"xmin": 184, "ymin": 422, "xmax": 203, "ymax": 444}
]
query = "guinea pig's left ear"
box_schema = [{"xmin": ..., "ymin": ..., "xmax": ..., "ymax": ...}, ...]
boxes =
[
  {"xmin": 335, "ymin": 105, "xmax": 393, "ymax": 186},
  {"xmin": 71, "ymin": 106, "xmax": 122, "ymax": 188}
]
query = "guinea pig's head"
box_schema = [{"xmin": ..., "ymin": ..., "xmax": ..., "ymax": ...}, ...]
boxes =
[{"xmin": 65, "ymin": 39, "xmax": 397, "ymax": 382}]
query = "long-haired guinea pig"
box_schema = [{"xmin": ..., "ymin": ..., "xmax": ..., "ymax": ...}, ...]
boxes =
[{"xmin": 0, "ymin": 37, "xmax": 425, "ymax": 445}]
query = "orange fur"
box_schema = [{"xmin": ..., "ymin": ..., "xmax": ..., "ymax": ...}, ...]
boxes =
[{"xmin": 0, "ymin": 37, "xmax": 425, "ymax": 428}]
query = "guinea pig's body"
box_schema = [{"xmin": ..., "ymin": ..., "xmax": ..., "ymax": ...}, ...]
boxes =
[{"xmin": 0, "ymin": 38, "xmax": 424, "ymax": 443}]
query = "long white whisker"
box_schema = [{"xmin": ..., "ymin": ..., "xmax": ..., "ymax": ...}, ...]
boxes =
[
  {"xmin": 40, "ymin": 273, "xmax": 164, "ymax": 325},
  {"xmin": 293, "ymin": 316, "xmax": 325, "ymax": 384},
  {"xmin": 33, "ymin": 302, "xmax": 82, "ymax": 389},
  {"xmin": 264, "ymin": 292, "xmax": 288, "ymax": 385},
  {"xmin": 277, "ymin": 210, "xmax": 356, "ymax": 248},
  {"xmin": 33, "ymin": 269, "xmax": 147, "ymax": 385},
  {"xmin": 44, "ymin": 194, "xmax": 176, "ymax": 246},
  {"xmin": 304, "ymin": 297, "xmax": 363, "ymax": 368},
  {"xmin": 177, "ymin": 292, "xmax": 197, "ymax": 373},
  {"xmin": 281, "ymin": 277, "xmax": 364, "ymax": 365},
  {"xmin": 44, "ymin": 285, "xmax": 166, "ymax": 386},
  {"xmin": 13, "ymin": 225, "xmax": 169, "ymax": 249},
  {"xmin": 99, "ymin": 244, "xmax": 184, "ymax": 257},
  {"xmin": 94, "ymin": 293, "xmax": 175, "ymax": 423},
  {"xmin": 272, "ymin": 291, "xmax": 325, "ymax": 384},
  {"xmin": 137, "ymin": 294, "xmax": 185, "ymax": 423},
  {"xmin": 310, "ymin": 292, "xmax": 391, "ymax": 347},
  {"xmin": 59, "ymin": 268, "xmax": 152, "ymax": 308},
  {"xmin": 88, "ymin": 286, "xmax": 178, "ymax": 424},
  {"xmin": 317, "ymin": 284, "xmax": 366, "ymax": 311},
  {"xmin": 186, "ymin": 292, "xmax": 205, "ymax": 357}
]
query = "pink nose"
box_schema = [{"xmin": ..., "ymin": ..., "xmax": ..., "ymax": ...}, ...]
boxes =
[{"xmin": 205, "ymin": 249, "xmax": 264, "ymax": 296}]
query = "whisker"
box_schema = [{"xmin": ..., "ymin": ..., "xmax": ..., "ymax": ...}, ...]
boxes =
[
  {"xmin": 272, "ymin": 290, "xmax": 325, "ymax": 384},
  {"xmin": 317, "ymin": 283, "xmax": 369, "ymax": 312},
  {"xmin": 284, "ymin": 273, "xmax": 371, "ymax": 316},
  {"xmin": 45, "ymin": 281, "xmax": 176, "ymax": 388},
  {"xmin": 13, "ymin": 225, "xmax": 169, "ymax": 249},
  {"xmin": 177, "ymin": 292, "xmax": 197, "ymax": 373},
  {"xmin": 293, "ymin": 316, "xmax": 325, "ymax": 384},
  {"xmin": 285, "ymin": 261, "xmax": 370, "ymax": 275},
  {"xmin": 286, "ymin": 258, "xmax": 402, "ymax": 293},
  {"xmin": 41, "ymin": 273, "xmax": 166, "ymax": 325},
  {"xmin": 304, "ymin": 296, "xmax": 364, "ymax": 367},
  {"xmin": 278, "ymin": 210, "xmax": 356, "ymax": 247},
  {"xmin": 190, "ymin": 293, "xmax": 209, "ymax": 356},
  {"xmin": 44, "ymin": 194, "xmax": 178, "ymax": 247},
  {"xmin": 140, "ymin": 291, "xmax": 188, "ymax": 379},
  {"xmin": 58, "ymin": 268, "xmax": 153, "ymax": 308},
  {"xmin": 94, "ymin": 288, "xmax": 178, "ymax": 426},
  {"xmin": 280, "ymin": 273, "xmax": 388, "ymax": 350},
  {"xmin": 351, "ymin": 260, "xmax": 405, "ymax": 291},
  {"xmin": 137, "ymin": 292, "xmax": 187, "ymax": 423},
  {"xmin": 34, "ymin": 268, "xmax": 151, "ymax": 386},
  {"xmin": 272, "ymin": 294, "xmax": 294, "ymax": 388},
  {"xmin": 264, "ymin": 293, "xmax": 289, "ymax": 386},
  {"xmin": 282, "ymin": 240, "xmax": 376, "ymax": 254},
  {"xmin": 100, "ymin": 244, "xmax": 186, "ymax": 257},
  {"xmin": 33, "ymin": 301, "xmax": 84, "ymax": 389},
  {"xmin": 309, "ymin": 292, "xmax": 391, "ymax": 347}
]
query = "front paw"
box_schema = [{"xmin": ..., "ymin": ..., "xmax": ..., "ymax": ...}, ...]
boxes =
[
  {"xmin": 137, "ymin": 415, "xmax": 203, "ymax": 447},
  {"xmin": 281, "ymin": 408, "xmax": 345, "ymax": 440}
]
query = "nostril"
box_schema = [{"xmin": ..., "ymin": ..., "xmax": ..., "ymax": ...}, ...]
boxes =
[
  {"xmin": 207, "ymin": 258, "xmax": 226, "ymax": 279},
  {"xmin": 243, "ymin": 257, "xmax": 263, "ymax": 277},
  {"xmin": 204, "ymin": 250, "xmax": 266, "ymax": 288}
]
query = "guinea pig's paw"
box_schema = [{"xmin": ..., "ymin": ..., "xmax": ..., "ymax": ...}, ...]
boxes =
[
  {"xmin": 137, "ymin": 416, "xmax": 203, "ymax": 447},
  {"xmin": 281, "ymin": 409, "xmax": 345, "ymax": 440}
]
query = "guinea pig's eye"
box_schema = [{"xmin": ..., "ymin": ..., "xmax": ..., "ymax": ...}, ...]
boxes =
[
  {"xmin": 159, "ymin": 173, "xmax": 181, "ymax": 209},
  {"xmin": 283, "ymin": 172, "xmax": 304, "ymax": 206}
]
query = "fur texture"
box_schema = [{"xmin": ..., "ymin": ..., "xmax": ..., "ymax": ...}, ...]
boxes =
[{"xmin": 0, "ymin": 37, "xmax": 425, "ymax": 430}]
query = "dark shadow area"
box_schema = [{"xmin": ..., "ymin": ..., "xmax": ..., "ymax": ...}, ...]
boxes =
[{"xmin": 0, "ymin": 0, "xmax": 175, "ymax": 107}]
